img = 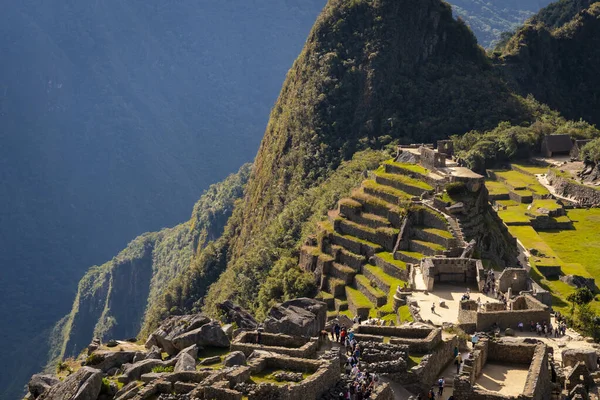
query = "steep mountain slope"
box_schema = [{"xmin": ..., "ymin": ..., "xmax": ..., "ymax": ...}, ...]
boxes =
[
  {"xmin": 49, "ymin": 164, "xmax": 251, "ymax": 369},
  {"xmin": 451, "ymin": 0, "xmax": 553, "ymax": 47},
  {"xmin": 0, "ymin": 2, "xmax": 325, "ymax": 398},
  {"xmin": 530, "ymin": 0, "xmax": 599, "ymax": 28},
  {"xmin": 497, "ymin": 2, "xmax": 600, "ymax": 126},
  {"xmin": 224, "ymin": 0, "xmax": 530, "ymax": 285},
  {"xmin": 139, "ymin": 0, "xmax": 542, "ymax": 326}
]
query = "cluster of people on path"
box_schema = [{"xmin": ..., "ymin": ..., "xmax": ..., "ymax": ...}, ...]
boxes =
[
  {"xmin": 332, "ymin": 321, "xmax": 380, "ymax": 399},
  {"xmin": 482, "ymin": 269, "xmax": 496, "ymax": 295},
  {"xmin": 524, "ymin": 319, "xmax": 567, "ymax": 337}
]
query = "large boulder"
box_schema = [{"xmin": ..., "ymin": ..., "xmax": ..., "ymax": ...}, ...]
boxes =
[
  {"xmin": 85, "ymin": 350, "xmax": 136, "ymax": 372},
  {"xmin": 562, "ymin": 349, "xmax": 598, "ymax": 371},
  {"xmin": 28, "ymin": 374, "xmax": 60, "ymax": 398},
  {"xmin": 174, "ymin": 353, "xmax": 196, "ymax": 372},
  {"xmin": 263, "ymin": 298, "xmax": 327, "ymax": 337},
  {"xmin": 145, "ymin": 314, "xmax": 211, "ymax": 355},
  {"xmin": 38, "ymin": 367, "xmax": 102, "ymax": 400},
  {"xmin": 217, "ymin": 300, "xmax": 258, "ymax": 330},
  {"xmin": 118, "ymin": 359, "xmax": 166, "ymax": 384},
  {"xmin": 223, "ymin": 351, "xmax": 246, "ymax": 367},
  {"xmin": 172, "ymin": 321, "xmax": 230, "ymax": 349}
]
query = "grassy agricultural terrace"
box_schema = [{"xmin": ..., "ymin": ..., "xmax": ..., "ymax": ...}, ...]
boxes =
[
  {"xmin": 304, "ymin": 160, "xmax": 458, "ymax": 325},
  {"xmin": 486, "ymin": 164, "xmax": 600, "ymax": 315}
]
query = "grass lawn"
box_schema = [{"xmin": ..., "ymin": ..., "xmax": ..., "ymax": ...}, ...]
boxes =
[
  {"xmin": 498, "ymin": 207, "xmax": 531, "ymax": 225},
  {"xmin": 398, "ymin": 305, "xmax": 413, "ymax": 323},
  {"xmin": 512, "ymin": 163, "xmax": 550, "ymax": 175},
  {"xmin": 486, "ymin": 180, "xmax": 510, "ymax": 196},
  {"xmin": 538, "ymin": 209, "xmax": 600, "ymax": 279},
  {"xmin": 495, "ymin": 170, "xmax": 550, "ymax": 196},
  {"xmin": 532, "ymin": 199, "xmax": 562, "ymax": 211},
  {"xmin": 384, "ymin": 160, "xmax": 429, "ymax": 175},
  {"xmin": 375, "ymin": 169, "xmax": 434, "ymax": 191},
  {"xmin": 507, "ymin": 226, "xmax": 561, "ymax": 265},
  {"xmin": 422, "ymin": 227, "xmax": 454, "ymax": 239},
  {"xmin": 376, "ymin": 252, "xmax": 407, "ymax": 270},
  {"xmin": 345, "ymin": 286, "xmax": 374, "ymax": 309}
]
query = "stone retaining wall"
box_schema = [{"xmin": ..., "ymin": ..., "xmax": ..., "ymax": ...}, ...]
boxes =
[
  {"xmin": 372, "ymin": 255, "xmax": 409, "ymax": 281},
  {"xmin": 459, "ymin": 295, "xmax": 550, "ymax": 332},
  {"xmin": 412, "ymin": 336, "xmax": 459, "ymax": 393},
  {"xmin": 355, "ymin": 326, "xmax": 441, "ymax": 353},
  {"xmin": 246, "ymin": 355, "xmax": 340, "ymax": 400},
  {"xmin": 231, "ymin": 332, "xmax": 318, "ymax": 358},
  {"xmin": 548, "ymin": 169, "xmax": 600, "ymax": 205}
]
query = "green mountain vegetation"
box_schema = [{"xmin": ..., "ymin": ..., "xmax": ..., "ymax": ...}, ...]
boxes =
[
  {"xmin": 450, "ymin": 0, "xmax": 553, "ymax": 48},
  {"xmin": 530, "ymin": 0, "xmax": 600, "ymax": 28},
  {"xmin": 49, "ymin": 164, "xmax": 251, "ymax": 367},
  {"xmin": 496, "ymin": 2, "xmax": 600, "ymax": 126},
  {"xmin": 452, "ymin": 100, "xmax": 600, "ymax": 172}
]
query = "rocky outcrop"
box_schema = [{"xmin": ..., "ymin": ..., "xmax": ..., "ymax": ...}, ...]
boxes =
[
  {"xmin": 145, "ymin": 314, "xmax": 211, "ymax": 355},
  {"xmin": 217, "ymin": 300, "xmax": 258, "ymax": 330},
  {"xmin": 171, "ymin": 321, "xmax": 230, "ymax": 349},
  {"xmin": 38, "ymin": 367, "xmax": 102, "ymax": 400},
  {"xmin": 174, "ymin": 353, "xmax": 196, "ymax": 372},
  {"xmin": 28, "ymin": 374, "xmax": 60, "ymax": 399},
  {"xmin": 85, "ymin": 350, "xmax": 136, "ymax": 372},
  {"xmin": 264, "ymin": 298, "xmax": 327, "ymax": 338},
  {"xmin": 118, "ymin": 359, "xmax": 166, "ymax": 384},
  {"xmin": 223, "ymin": 351, "xmax": 246, "ymax": 367}
]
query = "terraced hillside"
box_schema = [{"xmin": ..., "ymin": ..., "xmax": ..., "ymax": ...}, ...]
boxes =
[
  {"xmin": 300, "ymin": 160, "xmax": 461, "ymax": 323},
  {"xmin": 486, "ymin": 164, "xmax": 600, "ymax": 314}
]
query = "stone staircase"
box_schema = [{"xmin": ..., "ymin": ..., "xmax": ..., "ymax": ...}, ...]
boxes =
[
  {"xmin": 394, "ymin": 205, "xmax": 457, "ymax": 265},
  {"xmin": 305, "ymin": 160, "xmax": 458, "ymax": 321}
]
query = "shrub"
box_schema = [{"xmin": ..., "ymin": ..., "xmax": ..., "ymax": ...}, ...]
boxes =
[
  {"xmin": 85, "ymin": 353, "xmax": 104, "ymax": 366},
  {"xmin": 151, "ymin": 365, "xmax": 174, "ymax": 373},
  {"xmin": 100, "ymin": 377, "xmax": 112, "ymax": 395}
]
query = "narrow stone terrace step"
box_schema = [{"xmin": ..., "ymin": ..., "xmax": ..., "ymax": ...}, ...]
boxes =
[
  {"xmin": 330, "ymin": 262, "xmax": 357, "ymax": 284},
  {"xmin": 337, "ymin": 247, "xmax": 366, "ymax": 271},
  {"xmin": 315, "ymin": 291, "xmax": 335, "ymax": 310},
  {"xmin": 345, "ymin": 286, "xmax": 374, "ymax": 320},
  {"xmin": 351, "ymin": 188, "xmax": 403, "ymax": 225},
  {"xmin": 361, "ymin": 264, "xmax": 398, "ymax": 294},
  {"xmin": 372, "ymin": 252, "xmax": 408, "ymax": 280},
  {"xmin": 336, "ymin": 216, "xmax": 397, "ymax": 250},
  {"xmin": 328, "ymin": 227, "xmax": 384, "ymax": 257},
  {"xmin": 394, "ymin": 250, "xmax": 425, "ymax": 264},
  {"xmin": 374, "ymin": 170, "xmax": 434, "ymax": 197},
  {"xmin": 354, "ymin": 274, "xmax": 387, "ymax": 307},
  {"xmin": 383, "ymin": 160, "xmax": 429, "ymax": 177},
  {"xmin": 412, "ymin": 227, "xmax": 454, "ymax": 248},
  {"xmin": 324, "ymin": 276, "xmax": 346, "ymax": 298},
  {"xmin": 334, "ymin": 298, "xmax": 348, "ymax": 312},
  {"xmin": 362, "ymin": 179, "xmax": 412, "ymax": 205},
  {"xmin": 409, "ymin": 239, "xmax": 445, "ymax": 256},
  {"xmin": 345, "ymin": 210, "xmax": 391, "ymax": 230}
]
